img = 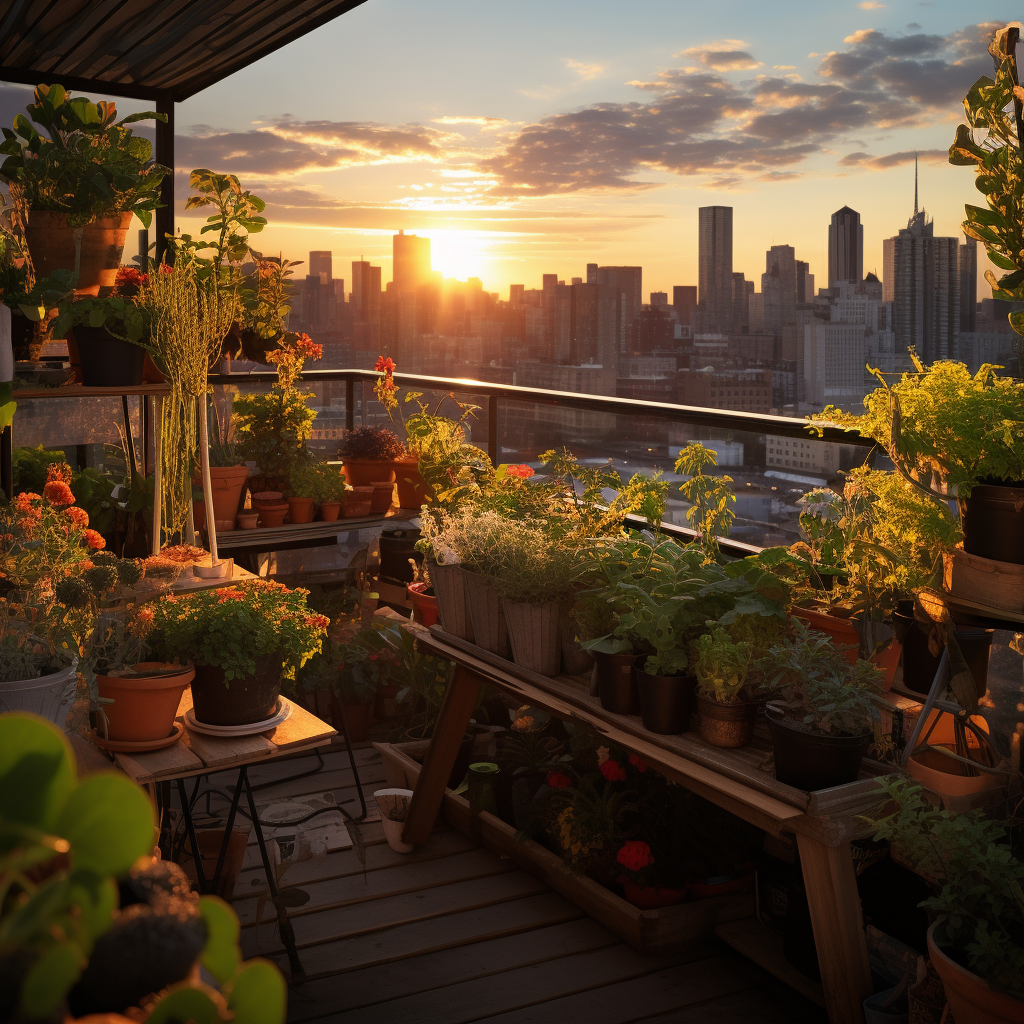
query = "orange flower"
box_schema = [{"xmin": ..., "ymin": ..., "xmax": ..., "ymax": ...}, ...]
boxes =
[
  {"xmin": 84, "ymin": 529, "xmax": 106, "ymax": 550},
  {"xmin": 65, "ymin": 506, "xmax": 90, "ymax": 529},
  {"xmin": 14, "ymin": 492, "xmax": 41, "ymax": 510},
  {"xmin": 43, "ymin": 480, "xmax": 75, "ymax": 506},
  {"xmin": 506, "ymin": 464, "xmax": 535, "ymax": 480},
  {"xmin": 45, "ymin": 463, "xmax": 73, "ymax": 485}
]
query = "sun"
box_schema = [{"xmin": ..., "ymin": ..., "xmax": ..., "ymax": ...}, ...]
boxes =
[{"xmin": 425, "ymin": 230, "xmax": 492, "ymax": 281}]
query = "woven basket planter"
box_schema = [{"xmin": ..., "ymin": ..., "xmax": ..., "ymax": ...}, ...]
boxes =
[
  {"xmin": 429, "ymin": 562, "xmax": 474, "ymax": 642},
  {"xmin": 502, "ymin": 599, "xmax": 560, "ymax": 676},
  {"xmin": 464, "ymin": 572, "xmax": 509, "ymax": 657}
]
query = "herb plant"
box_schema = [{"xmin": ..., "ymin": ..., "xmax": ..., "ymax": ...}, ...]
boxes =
[
  {"xmin": 692, "ymin": 627, "xmax": 755, "ymax": 704},
  {"xmin": 676, "ymin": 442, "xmax": 736, "ymax": 562},
  {"xmin": 338, "ymin": 425, "xmax": 407, "ymax": 461}
]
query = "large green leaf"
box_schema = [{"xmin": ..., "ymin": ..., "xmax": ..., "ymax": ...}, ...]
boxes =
[
  {"xmin": 55, "ymin": 774, "xmax": 153, "ymax": 875},
  {"xmin": 227, "ymin": 960, "xmax": 287, "ymax": 1024},
  {"xmin": 146, "ymin": 986, "xmax": 220, "ymax": 1024},
  {"xmin": 198, "ymin": 895, "xmax": 241, "ymax": 984},
  {"xmin": 0, "ymin": 715, "xmax": 75, "ymax": 832},
  {"xmin": 20, "ymin": 941, "xmax": 83, "ymax": 1016}
]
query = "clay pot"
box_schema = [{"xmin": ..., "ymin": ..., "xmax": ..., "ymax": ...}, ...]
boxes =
[
  {"xmin": 697, "ymin": 694, "xmax": 758, "ymax": 748},
  {"xmin": 198, "ymin": 466, "xmax": 249, "ymax": 525},
  {"xmin": 792, "ymin": 607, "xmax": 859, "ymax": 664},
  {"xmin": 287, "ymin": 496, "xmax": 315, "ymax": 524},
  {"xmin": 320, "ymin": 500, "xmax": 342, "ymax": 521},
  {"xmin": 393, "ymin": 458, "xmax": 432, "ymax": 509},
  {"xmin": 237, "ymin": 512, "xmax": 258, "ymax": 530},
  {"xmin": 214, "ymin": 518, "xmax": 234, "ymax": 533},
  {"xmin": 766, "ymin": 704, "xmax": 870, "ymax": 790},
  {"xmin": 593, "ymin": 650, "xmax": 641, "ymax": 715},
  {"xmin": 191, "ymin": 657, "xmax": 282, "ymax": 726},
  {"xmin": 69, "ymin": 324, "xmax": 145, "ymax": 387},
  {"xmin": 95, "ymin": 662, "xmax": 194, "ymax": 742},
  {"xmin": 906, "ymin": 745, "xmax": 1003, "ymax": 803},
  {"xmin": 25, "ymin": 211, "xmax": 132, "ymax": 296},
  {"xmin": 370, "ymin": 480, "xmax": 395, "ymax": 514},
  {"xmin": 257, "ymin": 502, "xmax": 288, "ymax": 528},
  {"xmin": 927, "ymin": 921, "xmax": 1024, "ymax": 1024},
  {"xmin": 343, "ymin": 486, "xmax": 374, "ymax": 518},
  {"xmin": 342, "ymin": 458, "xmax": 394, "ymax": 487},
  {"xmin": 407, "ymin": 581, "xmax": 439, "ymax": 627}
]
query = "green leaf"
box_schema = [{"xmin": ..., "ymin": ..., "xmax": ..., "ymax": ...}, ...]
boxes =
[
  {"xmin": 0, "ymin": 380, "xmax": 16, "ymax": 432},
  {"xmin": 1009, "ymin": 310, "xmax": 1024, "ymax": 337},
  {"xmin": 198, "ymin": 896, "xmax": 241, "ymax": 983},
  {"xmin": 146, "ymin": 986, "xmax": 221, "ymax": 1024},
  {"xmin": 227, "ymin": 960, "xmax": 287, "ymax": 1024},
  {"xmin": 56, "ymin": 773, "xmax": 153, "ymax": 875},
  {"xmin": 20, "ymin": 941, "xmax": 83, "ymax": 1016},
  {"xmin": 0, "ymin": 715, "xmax": 75, "ymax": 831},
  {"xmin": 1, "ymin": 875, "xmax": 71, "ymax": 941}
]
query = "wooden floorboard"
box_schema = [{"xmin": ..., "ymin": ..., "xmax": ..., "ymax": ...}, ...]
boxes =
[{"xmin": 232, "ymin": 747, "xmax": 829, "ymax": 1024}]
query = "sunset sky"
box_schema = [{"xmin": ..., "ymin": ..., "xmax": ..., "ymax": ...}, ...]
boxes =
[{"xmin": 2, "ymin": 0, "xmax": 1018, "ymax": 299}]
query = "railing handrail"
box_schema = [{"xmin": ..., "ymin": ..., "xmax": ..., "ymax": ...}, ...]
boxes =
[{"xmin": 207, "ymin": 367, "xmax": 875, "ymax": 448}]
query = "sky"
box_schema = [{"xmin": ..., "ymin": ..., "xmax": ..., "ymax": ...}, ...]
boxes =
[{"xmin": 2, "ymin": 0, "xmax": 1019, "ymax": 300}]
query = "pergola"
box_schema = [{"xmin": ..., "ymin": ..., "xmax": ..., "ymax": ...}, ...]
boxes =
[{"xmin": 0, "ymin": 0, "xmax": 370, "ymax": 247}]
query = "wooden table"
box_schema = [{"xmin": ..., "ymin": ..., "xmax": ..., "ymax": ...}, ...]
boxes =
[
  {"xmin": 404, "ymin": 624, "xmax": 887, "ymax": 1024},
  {"xmin": 110, "ymin": 687, "xmax": 338, "ymax": 978}
]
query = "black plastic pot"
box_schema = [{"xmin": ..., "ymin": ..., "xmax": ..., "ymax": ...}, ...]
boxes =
[
  {"xmin": 593, "ymin": 650, "xmax": 640, "ymax": 714},
  {"xmin": 379, "ymin": 527, "xmax": 422, "ymax": 584},
  {"xmin": 635, "ymin": 667, "xmax": 694, "ymax": 735},
  {"xmin": 901, "ymin": 623, "xmax": 993, "ymax": 698},
  {"xmin": 191, "ymin": 656, "xmax": 283, "ymax": 726},
  {"xmin": 766, "ymin": 705, "xmax": 869, "ymax": 790},
  {"xmin": 72, "ymin": 324, "xmax": 145, "ymax": 387},
  {"xmin": 959, "ymin": 481, "xmax": 1024, "ymax": 564}
]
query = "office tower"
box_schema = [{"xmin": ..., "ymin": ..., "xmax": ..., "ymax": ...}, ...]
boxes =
[
  {"xmin": 731, "ymin": 273, "xmax": 752, "ymax": 333},
  {"xmin": 309, "ymin": 251, "xmax": 332, "ymax": 284},
  {"xmin": 884, "ymin": 199, "xmax": 960, "ymax": 363},
  {"xmin": 795, "ymin": 260, "xmax": 814, "ymax": 303},
  {"xmin": 509, "ymin": 284, "xmax": 525, "ymax": 305},
  {"xmin": 586, "ymin": 263, "xmax": 598, "ymax": 285},
  {"xmin": 673, "ymin": 285, "xmax": 697, "ymax": 326},
  {"xmin": 762, "ymin": 245, "xmax": 798, "ymax": 360},
  {"xmin": 301, "ymin": 275, "xmax": 323, "ymax": 326},
  {"xmin": 698, "ymin": 206, "xmax": 733, "ymax": 333},
  {"xmin": 392, "ymin": 230, "xmax": 432, "ymax": 292},
  {"xmin": 590, "ymin": 266, "xmax": 643, "ymax": 355},
  {"xmin": 351, "ymin": 260, "xmax": 382, "ymax": 316},
  {"xmin": 650, "ymin": 291, "xmax": 668, "ymax": 308},
  {"xmin": 828, "ymin": 207, "xmax": 863, "ymax": 288},
  {"xmin": 960, "ymin": 235, "xmax": 977, "ymax": 332}
]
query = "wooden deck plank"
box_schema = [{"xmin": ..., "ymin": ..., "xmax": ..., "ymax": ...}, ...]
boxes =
[
  {"xmin": 246, "ymin": 870, "xmax": 551, "ymax": 955},
  {"xmin": 285, "ymin": 919, "xmax": 616, "ymax": 1022},
  {"xmin": 627, "ymin": 984, "xmax": 828, "ymax": 1023},
  {"xmin": 261, "ymin": 891, "xmax": 584, "ymax": 979},
  {"xmin": 235, "ymin": 848, "xmax": 517, "ymax": 926}
]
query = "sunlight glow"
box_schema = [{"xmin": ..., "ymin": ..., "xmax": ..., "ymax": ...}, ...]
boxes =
[{"xmin": 426, "ymin": 230, "xmax": 496, "ymax": 281}]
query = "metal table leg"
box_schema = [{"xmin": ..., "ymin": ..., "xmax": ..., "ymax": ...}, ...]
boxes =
[{"xmin": 177, "ymin": 777, "xmax": 208, "ymax": 893}]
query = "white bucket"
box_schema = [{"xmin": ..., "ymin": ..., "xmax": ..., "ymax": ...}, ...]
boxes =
[
  {"xmin": 0, "ymin": 661, "xmax": 78, "ymax": 728},
  {"xmin": 374, "ymin": 788, "xmax": 415, "ymax": 854}
]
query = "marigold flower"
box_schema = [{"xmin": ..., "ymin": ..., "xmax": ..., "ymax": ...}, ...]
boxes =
[
  {"xmin": 511, "ymin": 715, "xmax": 535, "ymax": 732},
  {"xmin": 84, "ymin": 529, "xmax": 106, "ymax": 551},
  {"xmin": 65, "ymin": 505, "xmax": 90, "ymax": 529},
  {"xmin": 616, "ymin": 840, "xmax": 654, "ymax": 872},
  {"xmin": 546, "ymin": 771, "xmax": 572, "ymax": 789},
  {"xmin": 43, "ymin": 480, "xmax": 75, "ymax": 506},
  {"xmin": 14, "ymin": 492, "xmax": 41, "ymax": 510},
  {"xmin": 45, "ymin": 463, "xmax": 73, "ymax": 485},
  {"xmin": 628, "ymin": 753, "xmax": 648, "ymax": 773},
  {"xmin": 599, "ymin": 759, "xmax": 626, "ymax": 783}
]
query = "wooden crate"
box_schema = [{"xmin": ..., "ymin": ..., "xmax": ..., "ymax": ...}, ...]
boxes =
[{"xmin": 373, "ymin": 740, "xmax": 754, "ymax": 955}]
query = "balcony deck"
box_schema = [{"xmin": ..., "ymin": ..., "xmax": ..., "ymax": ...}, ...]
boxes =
[{"xmin": 231, "ymin": 743, "xmax": 827, "ymax": 1024}]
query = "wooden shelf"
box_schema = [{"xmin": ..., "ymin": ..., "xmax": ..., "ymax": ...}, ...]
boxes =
[
  {"xmin": 12, "ymin": 382, "xmax": 170, "ymax": 400},
  {"xmin": 216, "ymin": 512, "xmax": 418, "ymax": 550},
  {"xmin": 715, "ymin": 917, "xmax": 825, "ymax": 1007}
]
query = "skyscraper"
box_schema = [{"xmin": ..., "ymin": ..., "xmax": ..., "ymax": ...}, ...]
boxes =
[
  {"xmin": 762, "ymin": 245, "xmax": 798, "ymax": 360},
  {"xmin": 351, "ymin": 260, "xmax": 381, "ymax": 316},
  {"xmin": 672, "ymin": 285, "xmax": 697, "ymax": 326},
  {"xmin": 309, "ymin": 251, "xmax": 333, "ymax": 284},
  {"xmin": 828, "ymin": 207, "xmax": 863, "ymax": 288},
  {"xmin": 959, "ymin": 235, "xmax": 978, "ymax": 333},
  {"xmin": 698, "ymin": 206, "xmax": 733, "ymax": 333},
  {"xmin": 392, "ymin": 230, "xmax": 432, "ymax": 292},
  {"xmin": 590, "ymin": 266, "xmax": 643, "ymax": 356}
]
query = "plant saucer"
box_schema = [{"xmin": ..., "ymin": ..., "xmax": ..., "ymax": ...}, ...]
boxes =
[
  {"xmin": 90, "ymin": 721, "xmax": 184, "ymax": 752},
  {"xmin": 184, "ymin": 698, "xmax": 293, "ymax": 738}
]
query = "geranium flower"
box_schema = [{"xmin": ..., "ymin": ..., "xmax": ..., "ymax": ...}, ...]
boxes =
[
  {"xmin": 599, "ymin": 759, "xmax": 626, "ymax": 783},
  {"xmin": 84, "ymin": 529, "xmax": 106, "ymax": 551},
  {"xmin": 616, "ymin": 840, "xmax": 654, "ymax": 872},
  {"xmin": 628, "ymin": 753, "xmax": 648, "ymax": 773},
  {"xmin": 65, "ymin": 506, "xmax": 89, "ymax": 529},
  {"xmin": 546, "ymin": 771, "xmax": 572, "ymax": 789},
  {"xmin": 43, "ymin": 480, "xmax": 75, "ymax": 506},
  {"xmin": 506, "ymin": 464, "xmax": 535, "ymax": 480},
  {"xmin": 375, "ymin": 356, "xmax": 395, "ymax": 374}
]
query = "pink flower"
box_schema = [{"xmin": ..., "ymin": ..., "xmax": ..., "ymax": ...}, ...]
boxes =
[
  {"xmin": 546, "ymin": 771, "xmax": 572, "ymax": 789},
  {"xmin": 599, "ymin": 759, "xmax": 626, "ymax": 783},
  {"xmin": 628, "ymin": 753, "xmax": 648, "ymax": 773},
  {"xmin": 616, "ymin": 840, "xmax": 654, "ymax": 872}
]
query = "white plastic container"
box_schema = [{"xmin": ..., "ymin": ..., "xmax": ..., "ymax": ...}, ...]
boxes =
[
  {"xmin": 374, "ymin": 788, "xmax": 415, "ymax": 854},
  {"xmin": 0, "ymin": 660, "xmax": 78, "ymax": 728}
]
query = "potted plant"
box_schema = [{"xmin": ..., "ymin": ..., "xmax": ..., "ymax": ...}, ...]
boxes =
[
  {"xmin": 691, "ymin": 627, "xmax": 760, "ymax": 748},
  {"xmin": 865, "ymin": 777, "xmax": 1024, "ymax": 1024},
  {"xmin": 338, "ymin": 424, "xmax": 406, "ymax": 486},
  {"xmin": 51, "ymin": 291, "xmax": 149, "ymax": 386},
  {"xmin": 0, "ymin": 85, "xmax": 168, "ymax": 295},
  {"xmin": 151, "ymin": 578, "xmax": 328, "ymax": 726},
  {"xmin": 192, "ymin": 430, "xmax": 250, "ymax": 534},
  {"xmin": 406, "ymin": 560, "xmax": 439, "ymax": 627},
  {"xmin": 287, "ymin": 460, "xmax": 318, "ymax": 524},
  {"xmin": 0, "ymin": 713, "xmax": 286, "ymax": 1023},
  {"xmin": 762, "ymin": 622, "xmax": 887, "ymax": 790},
  {"xmin": 415, "ymin": 509, "xmax": 475, "ymax": 642}
]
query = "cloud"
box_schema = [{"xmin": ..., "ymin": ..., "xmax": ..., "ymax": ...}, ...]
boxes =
[
  {"xmin": 565, "ymin": 60, "xmax": 606, "ymax": 80},
  {"xmin": 432, "ymin": 115, "xmax": 508, "ymax": 127},
  {"xmin": 858, "ymin": 2, "xmax": 885, "ymax": 9},
  {"xmin": 839, "ymin": 147, "xmax": 947, "ymax": 169},
  {"xmin": 681, "ymin": 40, "xmax": 763, "ymax": 71}
]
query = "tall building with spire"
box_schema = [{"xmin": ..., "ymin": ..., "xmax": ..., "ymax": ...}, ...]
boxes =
[
  {"xmin": 828, "ymin": 207, "xmax": 863, "ymax": 288},
  {"xmin": 698, "ymin": 206, "xmax": 734, "ymax": 333}
]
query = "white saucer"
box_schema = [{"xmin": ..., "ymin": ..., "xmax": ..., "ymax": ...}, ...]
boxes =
[{"xmin": 185, "ymin": 697, "xmax": 293, "ymax": 737}]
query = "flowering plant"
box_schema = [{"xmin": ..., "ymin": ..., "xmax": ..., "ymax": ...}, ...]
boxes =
[
  {"xmin": 151, "ymin": 579, "xmax": 328, "ymax": 681},
  {"xmin": 338, "ymin": 425, "xmax": 407, "ymax": 461}
]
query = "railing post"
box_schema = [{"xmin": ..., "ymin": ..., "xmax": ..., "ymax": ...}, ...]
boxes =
[
  {"xmin": 488, "ymin": 395, "xmax": 499, "ymax": 466},
  {"xmin": 345, "ymin": 377, "xmax": 354, "ymax": 433}
]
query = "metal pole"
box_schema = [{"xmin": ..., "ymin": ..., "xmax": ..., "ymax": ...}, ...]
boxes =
[
  {"xmin": 488, "ymin": 395, "xmax": 499, "ymax": 466},
  {"xmin": 151, "ymin": 396, "xmax": 162, "ymax": 555},
  {"xmin": 345, "ymin": 377, "xmax": 354, "ymax": 432},
  {"xmin": 198, "ymin": 394, "xmax": 219, "ymax": 566},
  {"xmin": 154, "ymin": 92, "xmax": 174, "ymax": 264}
]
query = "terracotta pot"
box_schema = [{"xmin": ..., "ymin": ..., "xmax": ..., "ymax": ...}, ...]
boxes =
[
  {"xmin": 407, "ymin": 581, "xmax": 439, "ymax": 627},
  {"xmin": 237, "ymin": 512, "xmax": 258, "ymax": 530},
  {"xmin": 593, "ymin": 650, "xmax": 641, "ymax": 714},
  {"xmin": 464, "ymin": 571, "xmax": 509, "ymax": 657},
  {"xmin": 252, "ymin": 490, "xmax": 283, "ymax": 503},
  {"xmin": 214, "ymin": 518, "xmax": 235, "ymax": 533},
  {"xmin": 258, "ymin": 503, "xmax": 288, "ymax": 528},
  {"xmin": 429, "ymin": 562, "xmax": 475, "ymax": 641},
  {"xmin": 621, "ymin": 878, "xmax": 687, "ymax": 910},
  {"xmin": 194, "ymin": 465, "xmax": 249, "ymax": 533},
  {"xmin": 502, "ymin": 599, "xmax": 561, "ymax": 676},
  {"xmin": 792, "ymin": 607, "xmax": 859, "ymax": 664},
  {"xmin": 906, "ymin": 745, "xmax": 1004, "ymax": 802},
  {"xmin": 339, "ymin": 701, "xmax": 373, "ymax": 743},
  {"xmin": 25, "ymin": 211, "xmax": 133, "ymax": 296},
  {"xmin": 320, "ymin": 500, "xmax": 342, "ymax": 521},
  {"xmin": 370, "ymin": 480, "xmax": 395, "ymax": 514},
  {"xmin": 95, "ymin": 662, "xmax": 194, "ymax": 742},
  {"xmin": 342, "ymin": 458, "xmax": 395, "ymax": 487},
  {"xmin": 927, "ymin": 921, "xmax": 1024, "ymax": 1024},
  {"xmin": 69, "ymin": 324, "xmax": 145, "ymax": 387},
  {"xmin": 191, "ymin": 657, "xmax": 282, "ymax": 726},
  {"xmin": 343, "ymin": 486, "xmax": 374, "ymax": 518},
  {"xmin": 635, "ymin": 667, "xmax": 694, "ymax": 734},
  {"xmin": 393, "ymin": 458, "xmax": 432, "ymax": 509},
  {"xmin": 287, "ymin": 496, "xmax": 315, "ymax": 524},
  {"xmin": 766, "ymin": 705, "xmax": 870, "ymax": 790},
  {"xmin": 696, "ymin": 694, "xmax": 758, "ymax": 748}
]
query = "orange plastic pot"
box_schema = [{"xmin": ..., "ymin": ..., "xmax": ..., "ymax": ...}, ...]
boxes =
[
  {"xmin": 25, "ymin": 211, "xmax": 133, "ymax": 296},
  {"xmin": 95, "ymin": 662, "xmax": 194, "ymax": 742},
  {"xmin": 343, "ymin": 458, "xmax": 395, "ymax": 486},
  {"xmin": 407, "ymin": 581, "xmax": 439, "ymax": 626},
  {"xmin": 288, "ymin": 496, "xmax": 315, "ymax": 524},
  {"xmin": 393, "ymin": 458, "xmax": 432, "ymax": 509},
  {"xmin": 792, "ymin": 607, "xmax": 860, "ymax": 664}
]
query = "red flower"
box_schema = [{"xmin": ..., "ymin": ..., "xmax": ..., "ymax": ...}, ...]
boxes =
[
  {"xmin": 628, "ymin": 753, "xmax": 648, "ymax": 773},
  {"xmin": 545, "ymin": 771, "xmax": 572, "ymax": 789},
  {"xmin": 506, "ymin": 464, "xmax": 535, "ymax": 480},
  {"xmin": 599, "ymin": 759, "xmax": 626, "ymax": 783},
  {"xmin": 84, "ymin": 529, "xmax": 106, "ymax": 551},
  {"xmin": 43, "ymin": 480, "xmax": 75, "ymax": 506},
  {"xmin": 114, "ymin": 266, "xmax": 148, "ymax": 295},
  {"xmin": 375, "ymin": 356, "xmax": 395, "ymax": 375},
  {"xmin": 616, "ymin": 840, "xmax": 654, "ymax": 872}
]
